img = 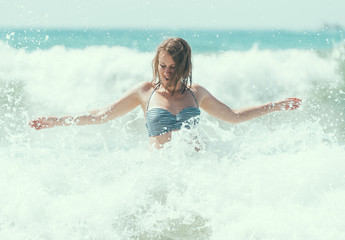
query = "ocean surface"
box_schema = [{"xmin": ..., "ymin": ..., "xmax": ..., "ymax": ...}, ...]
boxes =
[{"xmin": 1, "ymin": 28, "xmax": 345, "ymax": 239}]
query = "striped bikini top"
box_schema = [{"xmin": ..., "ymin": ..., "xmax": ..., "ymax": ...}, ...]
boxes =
[{"xmin": 146, "ymin": 85, "xmax": 201, "ymax": 137}]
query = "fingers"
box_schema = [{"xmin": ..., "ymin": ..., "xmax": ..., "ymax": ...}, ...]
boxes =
[
  {"xmin": 28, "ymin": 118, "xmax": 48, "ymax": 130},
  {"xmin": 285, "ymin": 98, "xmax": 302, "ymax": 110},
  {"xmin": 28, "ymin": 119, "xmax": 43, "ymax": 130},
  {"xmin": 286, "ymin": 97, "xmax": 302, "ymax": 102},
  {"xmin": 275, "ymin": 98, "xmax": 302, "ymax": 111}
]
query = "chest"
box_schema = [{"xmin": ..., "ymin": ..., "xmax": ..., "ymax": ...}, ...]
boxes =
[{"xmin": 147, "ymin": 90, "xmax": 198, "ymax": 115}]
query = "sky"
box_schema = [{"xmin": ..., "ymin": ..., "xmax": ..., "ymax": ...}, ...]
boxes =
[{"xmin": 0, "ymin": 0, "xmax": 344, "ymax": 30}]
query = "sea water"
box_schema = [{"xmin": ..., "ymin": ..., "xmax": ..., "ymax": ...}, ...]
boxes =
[{"xmin": 0, "ymin": 28, "xmax": 345, "ymax": 239}]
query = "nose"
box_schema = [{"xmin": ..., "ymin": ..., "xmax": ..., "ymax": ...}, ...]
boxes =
[{"xmin": 165, "ymin": 67, "xmax": 173, "ymax": 74}]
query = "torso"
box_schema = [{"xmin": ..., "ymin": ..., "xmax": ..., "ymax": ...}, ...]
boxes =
[{"xmin": 140, "ymin": 82, "xmax": 200, "ymax": 148}]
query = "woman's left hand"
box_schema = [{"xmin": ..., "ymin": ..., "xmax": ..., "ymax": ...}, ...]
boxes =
[{"xmin": 274, "ymin": 98, "xmax": 302, "ymax": 111}]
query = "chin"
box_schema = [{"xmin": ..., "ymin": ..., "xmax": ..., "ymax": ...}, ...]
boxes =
[{"xmin": 160, "ymin": 78, "xmax": 169, "ymax": 86}]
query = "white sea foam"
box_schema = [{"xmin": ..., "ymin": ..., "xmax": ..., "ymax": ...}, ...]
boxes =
[{"xmin": 1, "ymin": 42, "xmax": 345, "ymax": 239}]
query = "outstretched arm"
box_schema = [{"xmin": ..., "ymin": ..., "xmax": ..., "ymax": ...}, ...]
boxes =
[
  {"xmin": 29, "ymin": 83, "xmax": 144, "ymax": 130},
  {"xmin": 195, "ymin": 85, "xmax": 301, "ymax": 124}
]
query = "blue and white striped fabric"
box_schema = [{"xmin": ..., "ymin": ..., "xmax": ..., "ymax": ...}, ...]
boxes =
[
  {"xmin": 146, "ymin": 85, "xmax": 201, "ymax": 137},
  {"xmin": 146, "ymin": 106, "xmax": 200, "ymax": 136}
]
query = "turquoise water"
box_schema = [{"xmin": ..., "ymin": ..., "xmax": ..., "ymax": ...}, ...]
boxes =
[{"xmin": 1, "ymin": 28, "xmax": 345, "ymax": 52}]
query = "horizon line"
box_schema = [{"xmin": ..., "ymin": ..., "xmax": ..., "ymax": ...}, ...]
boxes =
[{"xmin": 0, "ymin": 25, "xmax": 343, "ymax": 32}]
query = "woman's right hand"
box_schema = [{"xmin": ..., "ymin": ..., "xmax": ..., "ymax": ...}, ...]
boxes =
[{"xmin": 29, "ymin": 117, "xmax": 58, "ymax": 130}]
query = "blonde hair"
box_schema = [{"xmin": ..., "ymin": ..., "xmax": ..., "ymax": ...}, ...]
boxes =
[{"xmin": 152, "ymin": 37, "xmax": 192, "ymax": 94}]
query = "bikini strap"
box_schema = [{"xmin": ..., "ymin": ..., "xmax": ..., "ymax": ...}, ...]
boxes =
[
  {"xmin": 146, "ymin": 84, "xmax": 199, "ymax": 111},
  {"xmin": 187, "ymin": 87, "xmax": 199, "ymax": 108},
  {"xmin": 146, "ymin": 84, "xmax": 160, "ymax": 111}
]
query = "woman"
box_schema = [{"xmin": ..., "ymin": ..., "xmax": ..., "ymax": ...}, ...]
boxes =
[{"xmin": 29, "ymin": 37, "xmax": 301, "ymax": 149}]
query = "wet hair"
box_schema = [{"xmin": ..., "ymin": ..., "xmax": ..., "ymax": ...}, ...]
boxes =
[{"xmin": 151, "ymin": 37, "xmax": 192, "ymax": 95}]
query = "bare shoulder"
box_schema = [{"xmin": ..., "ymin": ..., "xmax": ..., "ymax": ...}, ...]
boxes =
[
  {"xmin": 190, "ymin": 84, "xmax": 216, "ymax": 107},
  {"xmin": 134, "ymin": 81, "xmax": 155, "ymax": 105},
  {"xmin": 136, "ymin": 81, "xmax": 155, "ymax": 96},
  {"xmin": 139, "ymin": 81, "xmax": 154, "ymax": 92},
  {"xmin": 127, "ymin": 81, "xmax": 153, "ymax": 95},
  {"xmin": 191, "ymin": 83, "xmax": 206, "ymax": 91},
  {"xmin": 190, "ymin": 84, "xmax": 211, "ymax": 97}
]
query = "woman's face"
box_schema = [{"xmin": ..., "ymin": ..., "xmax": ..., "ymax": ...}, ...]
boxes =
[{"xmin": 158, "ymin": 51, "xmax": 176, "ymax": 87}]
